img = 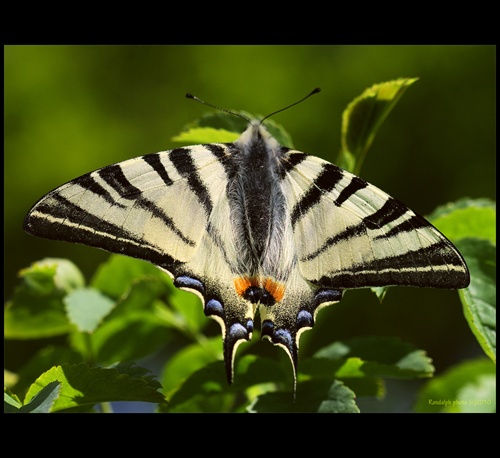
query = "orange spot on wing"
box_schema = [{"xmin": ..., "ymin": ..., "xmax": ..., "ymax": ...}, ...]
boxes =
[
  {"xmin": 234, "ymin": 276, "xmax": 286, "ymax": 303},
  {"xmin": 234, "ymin": 277, "xmax": 253, "ymax": 297},
  {"xmin": 264, "ymin": 278, "xmax": 285, "ymax": 302}
]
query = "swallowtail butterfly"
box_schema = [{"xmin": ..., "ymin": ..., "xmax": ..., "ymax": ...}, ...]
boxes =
[{"xmin": 24, "ymin": 89, "xmax": 470, "ymax": 388}]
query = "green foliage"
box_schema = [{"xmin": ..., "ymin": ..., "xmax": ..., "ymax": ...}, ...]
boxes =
[
  {"xmin": 429, "ymin": 199, "xmax": 496, "ymax": 364},
  {"xmin": 4, "ymin": 258, "xmax": 85, "ymax": 339},
  {"xmin": 338, "ymin": 78, "xmax": 418, "ymax": 174},
  {"xmin": 6, "ymin": 363, "xmax": 165, "ymax": 413},
  {"xmin": 5, "ymin": 79, "xmax": 495, "ymax": 413},
  {"xmin": 414, "ymin": 358, "xmax": 495, "ymax": 413}
]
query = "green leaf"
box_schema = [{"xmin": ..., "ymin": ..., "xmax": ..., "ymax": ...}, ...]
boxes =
[
  {"xmin": 249, "ymin": 380, "xmax": 359, "ymax": 413},
  {"xmin": 428, "ymin": 199, "xmax": 496, "ymax": 362},
  {"xmin": 167, "ymin": 286, "xmax": 207, "ymax": 335},
  {"xmin": 338, "ymin": 78, "xmax": 418, "ymax": 174},
  {"xmin": 19, "ymin": 381, "xmax": 62, "ymax": 413},
  {"xmin": 70, "ymin": 277, "xmax": 172, "ymax": 364},
  {"xmin": 306, "ymin": 336, "xmax": 434, "ymax": 379},
  {"xmin": 4, "ymin": 259, "xmax": 85, "ymax": 339},
  {"xmin": 161, "ymin": 337, "xmax": 222, "ymax": 398},
  {"xmin": 371, "ymin": 286, "xmax": 389, "ymax": 302},
  {"xmin": 456, "ymin": 238, "xmax": 496, "ymax": 362},
  {"xmin": 64, "ymin": 288, "xmax": 115, "ymax": 333},
  {"xmin": 177, "ymin": 110, "xmax": 251, "ymax": 136},
  {"xmin": 12, "ymin": 346, "xmax": 83, "ymax": 397},
  {"xmin": 164, "ymin": 355, "xmax": 289, "ymax": 412},
  {"xmin": 414, "ymin": 358, "xmax": 496, "ymax": 413},
  {"xmin": 5, "ymin": 382, "xmax": 62, "ymax": 413},
  {"xmin": 21, "ymin": 257, "xmax": 86, "ymax": 294},
  {"xmin": 4, "ymin": 388, "xmax": 23, "ymax": 412},
  {"xmin": 90, "ymin": 254, "xmax": 169, "ymax": 299},
  {"xmin": 428, "ymin": 198, "xmax": 496, "ymax": 245},
  {"xmin": 234, "ymin": 354, "xmax": 292, "ymax": 390},
  {"xmin": 165, "ymin": 360, "xmax": 234, "ymax": 412},
  {"xmin": 24, "ymin": 363, "xmax": 166, "ymax": 412},
  {"xmin": 172, "ymin": 127, "xmax": 240, "ymax": 144},
  {"xmin": 299, "ymin": 337, "xmax": 432, "ymax": 407}
]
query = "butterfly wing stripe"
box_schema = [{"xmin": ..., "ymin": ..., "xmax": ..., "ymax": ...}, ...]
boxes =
[
  {"xmin": 363, "ymin": 197, "xmax": 409, "ymax": 229},
  {"xmin": 334, "ymin": 175, "xmax": 368, "ymax": 206},
  {"xmin": 301, "ymin": 201, "xmax": 425, "ymax": 262},
  {"xmin": 169, "ymin": 147, "xmax": 213, "ymax": 216},
  {"xmin": 279, "ymin": 151, "xmax": 307, "ymax": 179},
  {"xmin": 317, "ymin": 239, "xmax": 469, "ymax": 288},
  {"xmin": 142, "ymin": 153, "xmax": 174, "ymax": 186},
  {"xmin": 374, "ymin": 213, "xmax": 429, "ymax": 239},
  {"xmin": 207, "ymin": 143, "xmax": 236, "ymax": 178},
  {"xmin": 206, "ymin": 219, "xmax": 234, "ymax": 270},
  {"xmin": 24, "ymin": 193, "xmax": 183, "ymax": 269},
  {"xmin": 98, "ymin": 164, "xmax": 143, "ymax": 199},
  {"xmin": 74, "ymin": 171, "xmax": 127, "ymax": 209},
  {"xmin": 96, "ymin": 164, "xmax": 196, "ymax": 247},
  {"xmin": 290, "ymin": 163, "xmax": 344, "ymax": 227}
]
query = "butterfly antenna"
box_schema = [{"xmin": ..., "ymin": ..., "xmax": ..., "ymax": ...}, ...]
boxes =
[
  {"xmin": 186, "ymin": 93, "xmax": 251, "ymax": 124},
  {"xmin": 260, "ymin": 87, "xmax": 321, "ymax": 124}
]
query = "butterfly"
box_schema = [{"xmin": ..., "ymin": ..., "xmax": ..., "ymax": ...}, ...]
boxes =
[{"xmin": 24, "ymin": 89, "xmax": 470, "ymax": 389}]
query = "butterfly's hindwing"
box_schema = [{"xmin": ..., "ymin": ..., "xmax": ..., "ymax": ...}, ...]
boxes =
[{"xmin": 25, "ymin": 119, "xmax": 470, "ymax": 389}]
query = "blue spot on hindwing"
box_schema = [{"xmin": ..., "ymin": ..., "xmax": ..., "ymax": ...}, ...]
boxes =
[
  {"xmin": 274, "ymin": 328, "xmax": 293, "ymax": 348},
  {"xmin": 313, "ymin": 289, "xmax": 342, "ymax": 306},
  {"xmin": 205, "ymin": 298, "xmax": 224, "ymax": 318},
  {"xmin": 175, "ymin": 275, "xmax": 205, "ymax": 295},
  {"xmin": 261, "ymin": 319, "xmax": 274, "ymax": 337},
  {"xmin": 296, "ymin": 310, "xmax": 313, "ymax": 328},
  {"xmin": 229, "ymin": 322, "xmax": 249, "ymax": 341}
]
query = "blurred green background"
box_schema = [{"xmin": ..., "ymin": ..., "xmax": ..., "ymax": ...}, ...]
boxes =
[{"xmin": 4, "ymin": 45, "xmax": 495, "ymax": 410}]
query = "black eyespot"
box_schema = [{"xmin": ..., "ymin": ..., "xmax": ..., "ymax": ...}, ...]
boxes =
[{"xmin": 243, "ymin": 286, "xmax": 276, "ymax": 306}]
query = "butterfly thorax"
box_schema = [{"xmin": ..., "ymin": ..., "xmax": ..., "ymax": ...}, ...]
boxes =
[{"xmin": 228, "ymin": 123, "xmax": 295, "ymax": 303}]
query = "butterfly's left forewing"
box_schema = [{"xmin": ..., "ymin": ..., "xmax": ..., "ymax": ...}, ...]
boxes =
[{"xmin": 25, "ymin": 147, "xmax": 217, "ymax": 268}]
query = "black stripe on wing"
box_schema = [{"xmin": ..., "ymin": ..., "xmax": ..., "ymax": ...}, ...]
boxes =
[
  {"xmin": 24, "ymin": 194, "xmax": 183, "ymax": 271},
  {"xmin": 98, "ymin": 164, "xmax": 195, "ymax": 246},
  {"xmin": 291, "ymin": 163, "xmax": 344, "ymax": 227},
  {"xmin": 316, "ymin": 239, "xmax": 470, "ymax": 288},
  {"xmin": 169, "ymin": 147, "xmax": 213, "ymax": 216},
  {"xmin": 142, "ymin": 153, "xmax": 174, "ymax": 186},
  {"xmin": 76, "ymin": 171, "xmax": 127, "ymax": 209},
  {"xmin": 99, "ymin": 164, "xmax": 142, "ymax": 199},
  {"xmin": 302, "ymin": 197, "xmax": 428, "ymax": 262},
  {"xmin": 278, "ymin": 150, "xmax": 307, "ymax": 179}
]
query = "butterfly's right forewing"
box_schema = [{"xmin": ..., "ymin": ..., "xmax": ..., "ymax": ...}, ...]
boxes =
[{"xmin": 282, "ymin": 153, "xmax": 470, "ymax": 290}]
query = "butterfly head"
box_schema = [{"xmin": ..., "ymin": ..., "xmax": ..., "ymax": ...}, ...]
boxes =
[{"xmin": 234, "ymin": 121, "xmax": 281, "ymax": 155}]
